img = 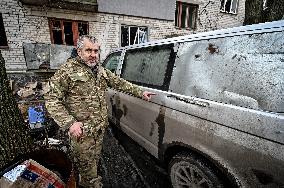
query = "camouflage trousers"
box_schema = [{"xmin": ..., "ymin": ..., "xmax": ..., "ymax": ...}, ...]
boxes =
[{"xmin": 70, "ymin": 124, "xmax": 105, "ymax": 188}]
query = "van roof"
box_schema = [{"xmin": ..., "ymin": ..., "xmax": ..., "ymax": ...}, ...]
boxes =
[{"xmin": 111, "ymin": 20, "xmax": 284, "ymax": 52}]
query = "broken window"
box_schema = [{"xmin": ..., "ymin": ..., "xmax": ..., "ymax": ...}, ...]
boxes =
[
  {"xmin": 220, "ymin": 0, "xmax": 239, "ymax": 14},
  {"xmin": 175, "ymin": 2, "xmax": 198, "ymax": 29},
  {"xmin": 121, "ymin": 25, "xmax": 148, "ymax": 47},
  {"xmin": 103, "ymin": 52, "xmax": 122, "ymax": 73},
  {"xmin": 121, "ymin": 44, "xmax": 175, "ymax": 90},
  {"xmin": 49, "ymin": 19, "xmax": 88, "ymax": 46},
  {"xmin": 0, "ymin": 13, "xmax": 8, "ymax": 48},
  {"xmin": 263, "ymin": 0, "xmax": 268, "ymax": 10}
]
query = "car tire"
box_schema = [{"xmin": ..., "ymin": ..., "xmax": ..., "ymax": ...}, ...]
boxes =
[{"xmin": 169, "ymin": 152, "xmax": 224, "ymax": 188}]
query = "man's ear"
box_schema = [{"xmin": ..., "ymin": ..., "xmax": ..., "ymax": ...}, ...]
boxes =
[{"xmin": 77, "ymin": 48, "xmax": 81, "ymax": 56}]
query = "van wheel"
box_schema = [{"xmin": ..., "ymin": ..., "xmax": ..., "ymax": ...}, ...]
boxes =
[{"xmin": 169, "ymin": 153, "xmax": 224, "ymax": 188}]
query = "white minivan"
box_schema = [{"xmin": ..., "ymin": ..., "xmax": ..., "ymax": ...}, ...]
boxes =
[{"xmin": 103, "ymin": 20, "xmax": 284, "ymax": 188}]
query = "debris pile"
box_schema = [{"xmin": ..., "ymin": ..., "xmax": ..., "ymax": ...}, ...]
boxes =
[
  {"xmin": 15, "ymin": 81, "xmax": 49, "ymax": 101},
  {"xmin": 9, "ymin": 81, "xmax": 49, "ymax": 120},
  {"xmin": 9, "ymin": 79, "xmax": 59, "ymax": 139}
]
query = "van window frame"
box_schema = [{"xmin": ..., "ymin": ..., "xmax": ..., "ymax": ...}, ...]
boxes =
[
  {"xmin": 120, "ymin": 44, "xmax": 176, "ymax": 91},
  {"xmin": 102, "ymin": 51, "xmax": 122, "ymax": 73}
]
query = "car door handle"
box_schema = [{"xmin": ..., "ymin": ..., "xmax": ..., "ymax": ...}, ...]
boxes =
[{"xmin": 167, "ymin": 95, "xmax": 209, "ymax": 107}]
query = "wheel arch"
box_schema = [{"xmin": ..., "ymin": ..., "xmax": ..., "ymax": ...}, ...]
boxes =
[{"xmin": 162, "ymin": 142, "xmax": 240, "ymax": 187}]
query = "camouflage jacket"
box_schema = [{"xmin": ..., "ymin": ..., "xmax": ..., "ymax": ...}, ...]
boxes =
[{"xmin": 44, "ymin": 57, "xmax": 143, "ymax": 134}]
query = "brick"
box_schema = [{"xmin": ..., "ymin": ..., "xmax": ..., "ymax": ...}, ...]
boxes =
[{"xmin": 1, "ymin": 0, "xmax": 245, "ymax": 71}]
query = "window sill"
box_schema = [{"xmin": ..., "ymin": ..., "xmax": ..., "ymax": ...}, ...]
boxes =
[
  {"xmin": 0, "ymin": 46, "xmax": 9, "ymax": 49},
  {"xmin": 219, "ymin": 10, "xmax": 238, "ymax": 15},
  {"xmin": 175, "ymin": 26, "xmax": 196, "ymax": 31}
]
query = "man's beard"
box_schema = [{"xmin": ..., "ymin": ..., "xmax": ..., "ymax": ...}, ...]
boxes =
[{"xmin": 85, "ymin": 59, "xmax": 98, "ymax": 68}]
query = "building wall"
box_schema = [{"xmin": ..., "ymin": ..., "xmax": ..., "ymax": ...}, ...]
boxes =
[
  {"xmin": 97, "ymin": 0, "xmax": 175, "ymax": 21},
  {"xmin": 1, "ymin": 1, "xmax": 50, "ymax": 72},
  {"xmin": 1, "ymin": 0, "xmax": 246, "ymax": 72},
  {"xmin": 197, "ymin": 0, "xmax": 246, "ymax": 31}
]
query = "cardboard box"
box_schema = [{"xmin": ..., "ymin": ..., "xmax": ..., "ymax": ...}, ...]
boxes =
[{"xmin": 0, "ymin": 159, "xmax": 65, "ymax": 188}]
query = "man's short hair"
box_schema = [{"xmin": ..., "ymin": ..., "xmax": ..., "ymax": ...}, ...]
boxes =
[{"xmin": 77, "ymin": 35, "xmax": 98, "ymax": 49}]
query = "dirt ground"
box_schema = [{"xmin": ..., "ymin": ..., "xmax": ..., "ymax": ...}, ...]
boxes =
[{"xmin": 99, "ymin": 126, "xmax": 171, "ymax": 188}]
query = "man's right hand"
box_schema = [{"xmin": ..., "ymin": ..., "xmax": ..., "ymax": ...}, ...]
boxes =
[{"xmin": 69, "ymin": 122, "xmax": 83, "ymax": 138}]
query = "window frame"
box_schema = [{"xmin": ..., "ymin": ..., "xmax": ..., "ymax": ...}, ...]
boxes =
[
  {"xmin": 220, "ymin": 0, "xmax": 239, "ymax": 14},
  {"xmin": 120, "ymin": 25, "xmax": 148, "ymax": 47},
  {"xmin": 175, "ymin": 1, "xmax": 198, "ymax": 30},
  {"xmin": 120, "ymin": 44, "xmax": 176, "ymax": 91},
  {"xmin": 0, "ymin": 13, "xmax": 8, "ymax": 49},
  {"xmin": 48, "ymin": 18, "xmax": 89, "ymax": 46},
  {"xmin": 263, "ymin": 0, "xmax": 268, "ymax": 10}
]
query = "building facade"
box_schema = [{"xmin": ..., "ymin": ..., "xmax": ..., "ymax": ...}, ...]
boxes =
[{"xmin": 0, "ymin": 0, "xmax": 246, "ymax": 73}]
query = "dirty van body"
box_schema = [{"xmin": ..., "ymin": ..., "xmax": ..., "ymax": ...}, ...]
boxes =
[{"xmin": 103, "ymin": 20, "xmax": 284, "ymax": 188}]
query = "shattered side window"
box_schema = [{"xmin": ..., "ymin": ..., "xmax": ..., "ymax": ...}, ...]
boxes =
[
  {"xmin": 171, "ymin": 31, "xmax": 284, "ymax": 112},
  {"xmin": 103, "ymin": 52, "xmax": 121, "ymax": 73},
  {"xmin": 121, "ymin": 44, "xmax": 174, "ymax": 90}
]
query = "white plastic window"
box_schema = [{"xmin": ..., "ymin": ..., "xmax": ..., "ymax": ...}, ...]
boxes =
[
  {"xmin": 220, "ymin": 0, "xmax": 239, "ymax": 14},
  {"xmin": 121, "ymin": 25, "xmax": 148, "ymax": 47}
]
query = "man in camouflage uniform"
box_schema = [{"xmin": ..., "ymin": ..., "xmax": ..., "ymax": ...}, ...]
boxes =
[{"xmin": 45, "ymin": 35, "xmax": 155, "ymax": 187}]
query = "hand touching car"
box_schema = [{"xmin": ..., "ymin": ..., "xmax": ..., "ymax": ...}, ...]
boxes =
[{"xmin": 142, "ymin": 91, "xmax": 156, "ymax": 101}]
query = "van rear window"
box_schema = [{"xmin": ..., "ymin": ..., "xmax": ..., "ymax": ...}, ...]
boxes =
[
  {"xmin": 121, "ymin": 44, "xmax": 175, "ymax": 90},
  {"xmin": 170, "ymin": 31, "xmax": 284, "ymax": 112}
]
